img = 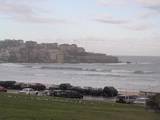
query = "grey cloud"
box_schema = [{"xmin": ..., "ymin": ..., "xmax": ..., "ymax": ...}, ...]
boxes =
[
  {"xmin": 94, "ymin": 15, "xmax": 151, "ymax": 31},
  {"xmin": 13, "ymin": 15, "xmax": 66, "ymax": 24},
  {"xmin": 139, "ymin": 11, "xmax": 160, "ymax": 19},
  {"xmin": 136, "ymin": 0, "xmax": 160, "ymax": 6},
  {"xmin": 98, "ymin": 0, "xmax": 129, "ymax": 7},
  {"xmin": 136, "ymin": 0, "xmax": 160, "ymax": 12},
  {"xmin": 98, "ymin": 0, "xmax": 160, "ymax": 12},
  {"xmin": 124, "ymin": 24, "xmax": 150, "ymax": 31},
  {"xmin": 146, "ymin": 6, "xmax": 160, "ymax": 12},
  {"xmin": 0, "ymin": 0, "xmax": 65, "ymax": 24},
  {"xmin": 95, "ymin": 0, "xmax": 155, "ymax": 31},
  {"xmin": 0, "ymin": 1, "xmax": 34, "ymax": 15},
  {"xmin": 94, "ymin": 18, "xmax": 129, "ymax": 24}
]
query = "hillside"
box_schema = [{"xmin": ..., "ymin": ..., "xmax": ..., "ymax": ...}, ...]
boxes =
[{"xmin": 0, "ymin": 39, "xmax": 119, "ymax": 63}]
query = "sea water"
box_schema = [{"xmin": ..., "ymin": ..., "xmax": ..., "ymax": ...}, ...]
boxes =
[{"xmin": 0, "ymin": 56, "xmax": 160, "ymax": 92}]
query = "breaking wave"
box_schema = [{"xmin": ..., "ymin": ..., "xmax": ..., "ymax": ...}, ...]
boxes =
[
  {"xmin": 84, "ymin": 73, "xmax": 125, "ymax": 77},
  {"xmin": 40, "ymin": 66, "xmax": 111, "ymax": 72},
  {"xmin": 133, "ymin": 70, "xmax": 154, "ymax": 74},
  {"xmin": 0, "ymin": 63, "xmax": 24, "ymax": 67},
  {"xmin": 39, "ymin": 66, "xmax": 155, "ymax": 75},
  {"xmin": 112, "ymin": 69, "xmax": 155, "ymax": 74}
]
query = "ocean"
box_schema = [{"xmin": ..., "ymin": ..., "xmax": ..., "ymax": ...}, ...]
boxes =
[{"xmin": 0, "ymin": 56, "xmax": 160, "ymax": 92}]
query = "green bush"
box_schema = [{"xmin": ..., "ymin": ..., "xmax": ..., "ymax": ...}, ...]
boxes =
[
  {"xmin": 0, "ymin": 81, "xmax": 16, "ymax": 89},
  {"xmin": 29, "ymin": 83, "xmax": 46, "ymax": 91},
  {"xmin": 59, "ymin": 83, "xmax": 72, "ymax": 90},
  {"xmin": 146, "ymin": 94, "xmax": 160, "ymax": 112}
]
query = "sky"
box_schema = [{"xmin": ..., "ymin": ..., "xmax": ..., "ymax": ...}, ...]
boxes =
[{"xmin": 0, "ymin": 0, "xmax": 160, "ymax": 56}]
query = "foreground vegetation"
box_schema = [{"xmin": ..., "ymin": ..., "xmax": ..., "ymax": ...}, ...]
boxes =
[
  {"xmin": 0, "ymin": 93, "xmax": 159, "ymax": 120},
  {"xmin": 146, "ymin": 94, "xmax": 160, "ymax": 112}
]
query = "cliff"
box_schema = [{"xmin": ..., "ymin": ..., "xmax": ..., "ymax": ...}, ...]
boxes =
[{"xmin": 0, "ymin": 39, "xmax": 119, "ymax": 63}]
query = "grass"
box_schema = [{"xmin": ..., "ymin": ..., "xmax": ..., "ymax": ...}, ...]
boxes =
[{"xmin": 0, "ymin": 93, "xmax": 159, "ymax": 120}]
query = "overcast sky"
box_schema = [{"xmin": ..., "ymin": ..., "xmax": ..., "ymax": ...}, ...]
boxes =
[{"xmin": 0, "ymin": 0, "xmax": 160, "ymax": 56}]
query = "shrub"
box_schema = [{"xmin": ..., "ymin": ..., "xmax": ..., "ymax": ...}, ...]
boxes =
[
  {"xmin": 0, "ymin": 81, "xmax": 16, "ymax": 89},
  {"xmin": 82, "ymin": 87, "xmax": 103, "ymax": 96},
  {"xmin": 11, "ymin": 84, "xmax": 22, "ymax": 90},
  {"xmin": 29, "ymin": 83, "xmax": 46, "ymax": 91},
  {"xmin": 91, "ymin": 88, "xmax": 103, "ymax": 96},
  {"xmin": 49, "ymin": 85, "xmax": 60, "ymax": 90},
  {"xmin": 146, "ymin": 94, "xmax": 160, "ymax": 112},
  {"xmin": 59, "ymin": 83, "xmax": 72, "ymax": 90}
]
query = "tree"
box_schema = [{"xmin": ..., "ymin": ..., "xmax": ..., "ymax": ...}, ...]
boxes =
[{"xmin": 103, "ymin": 86, "xmax": 118, "ymax": 97}]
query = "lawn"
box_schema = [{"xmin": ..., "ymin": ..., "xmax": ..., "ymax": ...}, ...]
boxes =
[{"xmin": 0, "ymin": 93, "xmax": 159, "ymax": 120}]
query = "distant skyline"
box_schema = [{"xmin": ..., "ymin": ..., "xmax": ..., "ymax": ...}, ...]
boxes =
[{"xmin": 0, "ymin": 0, "xmax": 160, "ymax": 56}]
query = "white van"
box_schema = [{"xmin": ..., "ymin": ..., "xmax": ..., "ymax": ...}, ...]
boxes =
[{"xmin": 116, "ymin": 95, "xmax": 138, "ymax": 104}]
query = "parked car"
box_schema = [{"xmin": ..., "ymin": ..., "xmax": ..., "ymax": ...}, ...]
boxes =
[
  {"xmin": 38, "ymin": 90, "xmax": 51, "ymax": 96},
  {"xmin": 19, "ymin": 88, "xmax": 38, "ymax": 95},
  {"xmin": 116, "ymin": 95, "xmax": 138, "ymax": 104},
  {"xmin": 0, "ymin": 86, "xmax": 7, "ymax": 92},
  {"xmin": 50, "ymin": 90, "xmax": 83, "ymax": 99},
  {"xmin": 133, "ymin": 97, "xmax": 149, "ymax": 105}
]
